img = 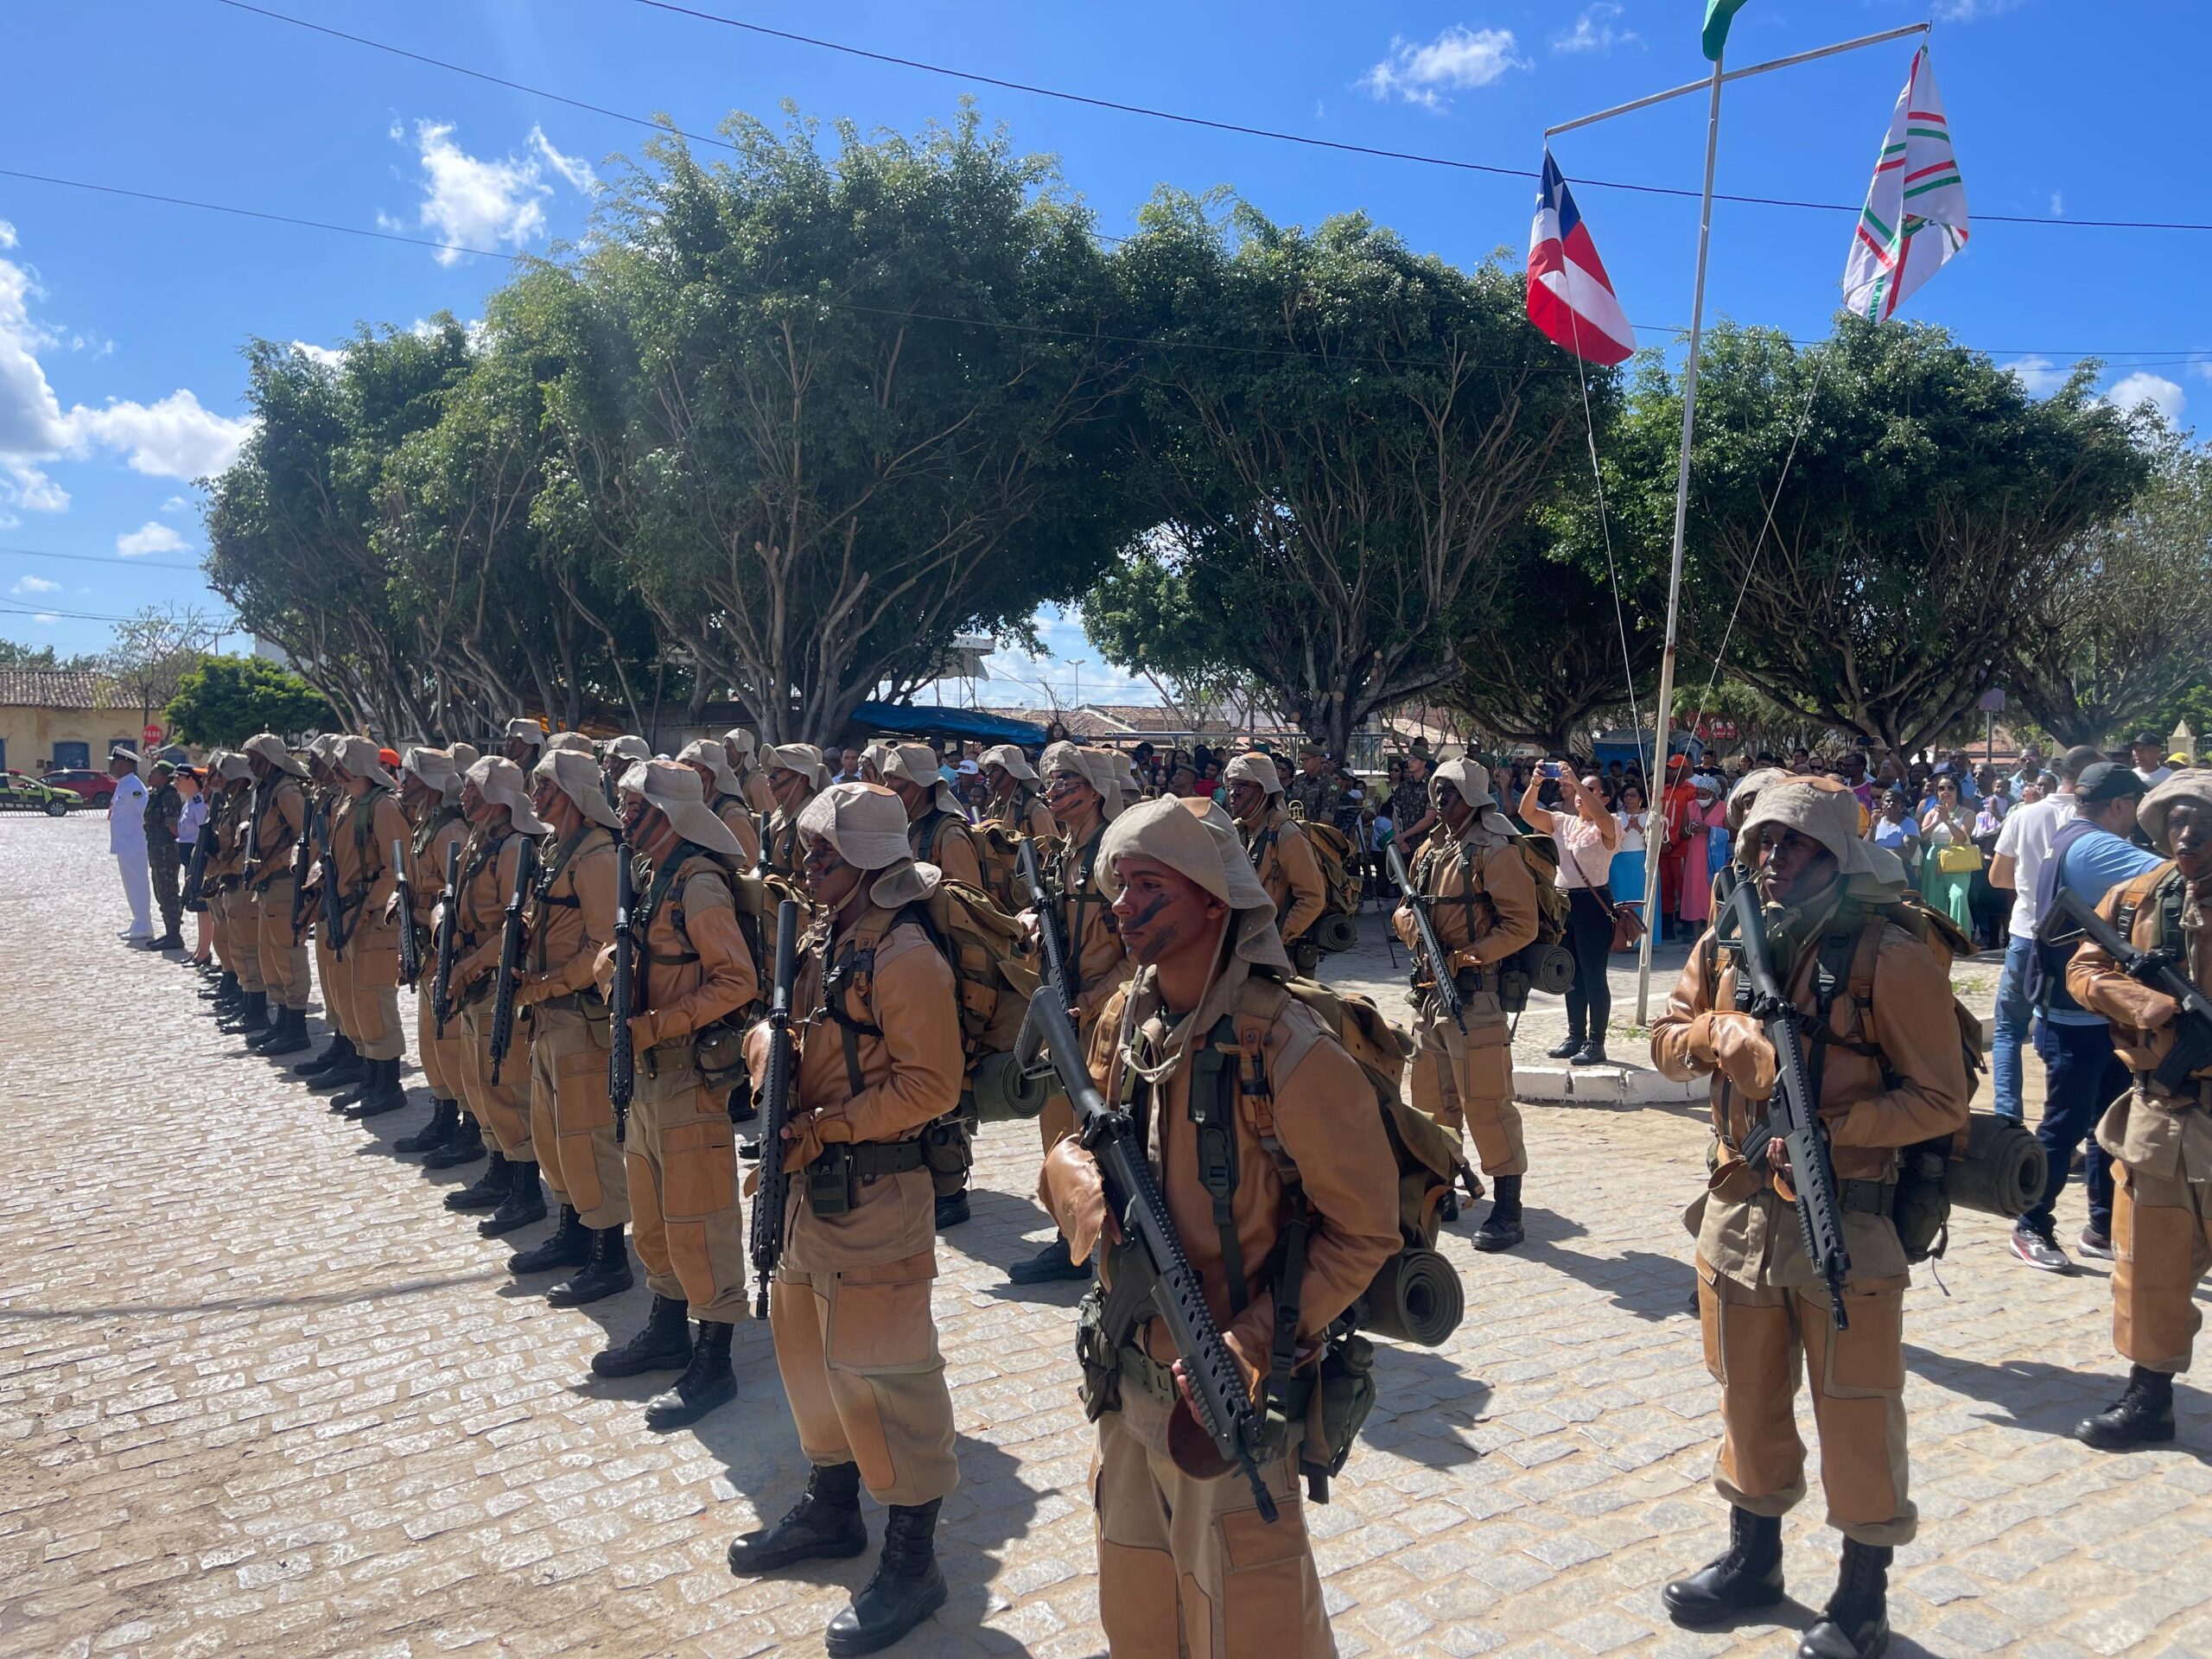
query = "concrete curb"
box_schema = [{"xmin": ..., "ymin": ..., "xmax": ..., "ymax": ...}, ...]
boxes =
[{"xmin": 1513, "ymin": 1063, "xmax": 1702, "ymax": 1104}]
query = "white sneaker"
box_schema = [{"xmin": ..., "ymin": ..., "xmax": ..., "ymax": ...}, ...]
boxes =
[{"xmin": 2077, "ymin": 1227, "xmax": 2115, "ymax": 1262}]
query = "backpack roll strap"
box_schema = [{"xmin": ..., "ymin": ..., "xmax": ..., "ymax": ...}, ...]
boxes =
[{"xmin": 1190, "ymin": 1019, "xmax": 1249, "ymax": 1315}]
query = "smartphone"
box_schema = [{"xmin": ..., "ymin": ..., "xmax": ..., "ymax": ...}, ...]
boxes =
[{"xmin": 1542, "ymin": 762, "xmax": 1562, "ymax": 779}]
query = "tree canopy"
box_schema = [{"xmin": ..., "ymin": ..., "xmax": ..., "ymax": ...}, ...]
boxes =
[{"xmin": 166, "ymin": 654, "xmax": 334, "ymax": 747}]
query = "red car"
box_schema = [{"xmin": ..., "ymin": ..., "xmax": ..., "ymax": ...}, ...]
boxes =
[{"xmin": 41, "ymin": 768, "xmax": 117, "ymax": 805}]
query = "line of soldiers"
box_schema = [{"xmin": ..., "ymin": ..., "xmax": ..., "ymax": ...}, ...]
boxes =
[{"xmin": 165, "ymin": 714, "xmax": 2212, "ymax": 1659}]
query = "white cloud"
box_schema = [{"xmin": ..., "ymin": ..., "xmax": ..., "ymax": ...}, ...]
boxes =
[
  {"xmin": 2104, "ymin": 372, "xmax": 2186, "ymax": 426},
  {"xmin": 0, "ymin": 254, "xmax": 72, "ymax": 461},
  {"xmin": 160, "ymin": 493, "xmax": 192, "ymax": 514},
  {"xmin": 290, "ymin": 340, "xmax": 346, "ymax": 369},
  {"xmin": 0, "ymin": 220, "xmax": 15, "ymax": 249},
  {"xmin": 30, "ymin": 612, "xmax": 56, "ymax": 626},
  {"xmin": 1552, "ymin": 4, "xmax": 1639, "ymax": 54},
  {"xmin": 1934, "ymin": 0, "xmax": 2025, "ymax": 18},
  {"xmin": 65, "ymin": 391, "xmax": 252, "ymax": 481},
  {"xmin": 2192, "ymin": 361, "xmax": 2212, "ymax": 385},
  {"xmin": 117, "ymin": 520, "xmax": 188, "ymax": 557},
  {"xmin": 1359, "ymin": 26, "xmax": 1528, "ymax": 109},
  {"xmin": 2005, "ymin": 356, "xmax": 2068, "ymax": 397},
  {"xmin": 10, "ymin": 574, "xmax": 59, "ymax": 595},
  {"xmin": 2049, "ymin": 192, "xmax": 2063, "ymax": 217},
  {"xmin": 391, "ymin": 119, "xmax": 590, "ymax": 266}
]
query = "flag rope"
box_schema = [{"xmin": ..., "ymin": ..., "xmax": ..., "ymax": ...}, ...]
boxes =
[{"xmin": 1562, "ymin": 307, "xmax": 1648, "ymax": 790}]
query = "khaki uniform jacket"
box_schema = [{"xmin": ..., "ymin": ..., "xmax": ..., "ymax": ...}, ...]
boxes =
[
  {"xmin": 206, "ymin": 788, "xmax": 248, "ymax": 884},
  {"xmin": 2069, "ymin": 861, "xmax": 2212, "ymax": 1182},
  {"xmin": 763, "ymin": 800, "xmax": 809, "ymax": 878},
  {"xmin": 1240, "ymin": 804, "xmax": 1328, "ymax": 944},
  {"xmin": 1042, "ymin": 961, "xmax": 1401, "ymax": 1386},
  {"xmin": 248, "ymin": 778, "xmax": 306, "ymax": 891},
  {"xmin": 1391, "ymin": 825, "xmax": 1540, "ymax": 971},
  {"xmin": 741, "ymin": 766, "xmax": 775, "ymax": 817},
  {"xmin": 787, "ymin": 904, "xmax": 963, "ymax": 1150},
  {"xmin": 452, "ymin": 826, "xmax": 536, "ymax": 996},
  {"xmin": 326, "ymin": 786, "xmax": 411, "ymax": 939},
  {"xmin": 1652, "ymin": 887, "xmax": 1971, "ymax": 1287},
  {"xmin": 521, "ymin": 825, "xmax": 618, "ymax": 1004},
  {"xmin": 590, "ymin": 850, "xmax": 760, "ymax": 1054},
  {"xmin": 1050, "ymin": 820, "xmax": 1132, "ymax": 1031},
  {"xmin": 712, "ymin": 793, "xmax": 762, "ymax": 873},
  {"xmin": 911, "ymin": 811, "xmax": 984, "ymax": 892},
  {"xmin": 984, "ymin": 786, "xmax": 1056, "ymax": 847},
  {"xmin": 404, "ymin": 804, "xmax": 470, "ymax": 937}
]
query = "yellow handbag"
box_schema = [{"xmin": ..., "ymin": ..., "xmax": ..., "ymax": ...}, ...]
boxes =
[{"xmin": 1936, "ymin": 842, "xmax": 1983, "ymax": 875}]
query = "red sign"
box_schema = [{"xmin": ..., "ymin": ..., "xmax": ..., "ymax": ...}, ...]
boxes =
[{"xmin": 141, "ymin": 724, "xmax": 163, "ymax": 748}]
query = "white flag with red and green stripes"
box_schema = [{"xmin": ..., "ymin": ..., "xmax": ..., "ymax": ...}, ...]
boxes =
[{"xmin": 1841, "ymin": 46, "xmax": 1968, "ymax": 320}]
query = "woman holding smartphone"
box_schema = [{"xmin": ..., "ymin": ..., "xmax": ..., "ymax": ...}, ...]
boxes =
[{"xmin": 1519, "ymin": 764, "xmax": 1620, "ymax": 1065}]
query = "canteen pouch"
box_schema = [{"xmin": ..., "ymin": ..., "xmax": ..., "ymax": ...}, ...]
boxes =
[
  {"xmin": 804, "ymin": 1144, "xmax": 855, "ymax": 1219},
  {"xmin": 1496, "ymin": 967, "xmax": 1532, "ymax": 1014},
  {"xmin": 1891, "ymin": 1141, "xmax": 1953, "ymax": 1264},
  {"xmin": 1073, "ymin": 1283, "xmax": 1122, "ymax": 1421},
  {"xmin": 691, "ymin": 1014, "xmax": 748, "ymax": 1087},
  {"xmin": 581, "ymin": 991, "xmax": 612, "ymax": 1052},
  {"xmin": 919, "ymin": 1114, "xmax": 973, "ymax": 1198},
  {"xmin": 1304, "ymin": 1332, "xmax": 1377, "ymax": 1485}
]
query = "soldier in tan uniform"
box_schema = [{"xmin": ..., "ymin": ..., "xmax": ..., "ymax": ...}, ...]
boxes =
[
  {"xmin": 1010, "ymin": 741, "xmax": 1135, "ymax": 1284},
  {"xmin": 724, "ymin": 726, "xmax": 778, "ymax": 817},
  {"xmin": 205, "ymin": 753, "xmax": 260, "ymax": 1024},
  {"xmin": 760, "ymin": 742, "xmax": 830, "ymax": 878},
  {"xmin": 1039, "ymin": 794, "xmax": 1400, "ymax": 1659},
  {"xmin": 1224, "ymin": 749, "xmax": 1330, "ymax": 974},
  {"xmin": 878, "ymin": 741, "xmax": 985, "ymax": 890},
  {"xmin": 979, "ymin": 744, "xmax": 1056, "ymax": 844},
  {"xmin": 543, "ymin": 730, "xmax": 596, "ymax": 757},
  {"xmin": 442, "ymin": 758, "xmax": 550, "ymax": 1233},
  {"xmin": 1392, "ymin": 759, "xmax": 1539, "ymax": 1249},
  {"xmin": 1651, "ymin": 781, "xmax": 1969, "ymax": 1659},
  {"xmin": 677, "ymin": 737, "xmax": 763, "ymax": 872},
  {"xmin": 300, "ymin": 736, "xmax": 362, "ymax": 1084},
  {"xmin": 394, "ymin": 748, "xmax": 474, "ymax": 1160},
  {"xmin": 588, "ymin": 760, "xmax": 760, "ymax": 1428},
  {"xmin": 499, "ymin": 748, "xmax": 634, "ymax": 1301},
  {"xmin": 2069, "ymin": 769, "xmax": 2212, "ymax": 1450},
  {"xmin": 502, "ymin": 715, "xmax": 547, "ymax": 768},
  {"xmin": 598, "ymin": 734, "xmax": 651, "ymax": 800},
  {"xmin": 314, "ymin": 739, "xmax": 414, "ymax": 1119},
  {"xmin": 726, "ymin": 782, "xmax": 960, "ymax": 1656},
  {"xmin": 241, "ymin": 733, "xmax": 315, "ymax": 1056}
]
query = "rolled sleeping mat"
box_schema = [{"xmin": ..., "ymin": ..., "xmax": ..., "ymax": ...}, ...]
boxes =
[
  {"xmin": 1528, "ymin": 941, "xmax": 1576, "ymax": 996},
  {"xmin": 1313, "ymin": 912, "xmax": 1360, "ymax": 955},
  {"xmin": 970, "ymin": 1047, "xmax": 1052, "ymax": 1122},
  {"xmin": 1945, "ymin": 1110, "xmax": 2048, "ymax": 1219},
  {"xmin": 1358, "ymin": 1247, "xmax": 1465, "ymax": 1348}
]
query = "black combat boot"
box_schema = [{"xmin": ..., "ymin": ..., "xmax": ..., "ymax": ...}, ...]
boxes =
[
  {"xmin": 309, "ymin": 1042, "xmax": 368, "ymax": 1093},
  {"xmin": 507, "ymin": 1204, "xmax": 589, "ymax": 1274},
  {"xmin": 256, "ymin": 1006, "xmax": 311, "ymax": 1057},
  {"xmin": 825, "ymin": 1498, "xmax": 948, "ymax": 1656},
  {"xmin": 444, "ymin": 1150, "xmax": 512, "ymax": 1212},
  {"xmin": 394, "ymin": 1097, "xmax": 461, "ymax": 1156},
  {"xmin": 219, "ymin": 989, "xmax": 269, "ymax": 1034},
  {"xmin": 1662, "ymin": 1505, "xmax": 1784, "ymax": 1625},
  {"xmin": 2075, "ymin": 1364, "xmax": 2177, "ymax": 1451},
  {"xmin": 592, "ymin": 1294, "xmax": 692, "ymax": 1377},
  {"xmin": 293, "ymin": 1032, "xmax": 355, "ymax": 1079},
  {"xmin": 478, "ymin": 1160, "xmax": 546, "ymax": 1236},
  {"xmin": 1546, "ymin": 1032, "xmax": 1585, "ymax": 1059},
  {"xmin": 1570, "ymin": 1039, "xmax": 1610, "ymax": 1066},
  {"xmin": 934, "ymin": 1190, "xmax": 970, "ymax": 1230},
  {"xmin": 548, "ymin": 1224, "xmax": 634, "ymax": 1306},
  {"xmin": 645, "ymin": 1319, "xmax": 739, "ymax": 1430},
  {"xmin": 1473, "ymin": 1174, "xmax": 1526, "ymax": 1253},
  {"xmin": 202, "ymin": 970, "xmax": 239, "ymax": 1004},
  {"xmin": 727, "ymin": 1461, "xmax": 867, "ymax": 1575},
  {"xmin": 343, "ymin": 1058, "xmax": 408, "ymax": 1120},
  {"xmin": 420, "ymin": 1112, "xmax": 486, "ymax": 1170},
  {"xmin": 1798, "ymin": 1538, "xmax": 1891, "ymax": 1659},
  {"xmin": 1007, "ymin": 1234, "xmax": 1088, "ymax": 1285}
]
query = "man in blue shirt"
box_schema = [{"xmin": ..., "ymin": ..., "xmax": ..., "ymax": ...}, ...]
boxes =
[{"xmin": 2012, "ymin": 762, "xmax": 2164, "ymax": 1272}]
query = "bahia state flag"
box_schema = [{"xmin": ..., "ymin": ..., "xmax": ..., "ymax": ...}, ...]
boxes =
[
  {"xmin": 1842, "ymin": 46, "xmax": 1969, "ymax": 320},
  {"xmin": 1527, "ymin": 150, "xmax": 1637, "ymax": 366}
]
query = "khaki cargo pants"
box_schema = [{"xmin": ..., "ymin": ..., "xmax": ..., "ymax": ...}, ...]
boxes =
[
  {"xmin": 255, "ymin": 875, "xmax": 310, "ymax": 1010},
  {"xmin": 1696, "ymin": 1255, "xmax": 1916, "ymax": 1547},
  {"xmin": 459, "ymin": 996, "xmax": 533, "ymax": 1159},
  {"xmin": 415, "ymin": 976, "xmax": 467, "ymax": 1101},
  {"xmin": 1410, "ymin": 988, "xmax": 1526, "ymax": 1178},
  {"xmin": 627, "ymin": 1051, "xmax": 747, "ymax": 1321},
  {"xmin": 316, "ymin": 927, "xmax": 346, "ymax": 1039},
  {"xmin": 336, "ymin": 920, "xmax": 404, "ymax": 1063},
  {"xmin": 529, "ymin": 1004, "xmax": 629, "ymax": 1230},
  {"xmin": 216, "ymin": 887, "xmax": 262, "ymax": 992},
  {"xmin": 1093, "ymin": 1383, "xmax": 1334, "ymax": 1659},
  {"xmin": 2111, "ymin": 1156, "xmax": 2212, "ymax": 1373},
  {"xmin": 769, "ymin": 1166, "xmax": 957, "ymax": 1508}
]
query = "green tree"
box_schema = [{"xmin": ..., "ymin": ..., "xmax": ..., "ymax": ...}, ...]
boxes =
[
  {"xmin": 1090, "ymin": 194, "xmax": 1587, "ymax": 757},
  {"xmin": 166, "ymin": 653, "xmax": 333, "ymax": 746},
  {"xmin": 103, "ymin": 604, "xmax": 226, "ymax": 729},
  {"xmin": 0, "ymin": 640, "xmax": 101, "ymax": 671}
]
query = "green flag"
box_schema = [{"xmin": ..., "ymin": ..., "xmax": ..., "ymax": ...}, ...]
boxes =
[{"xmin": 1702, "ymin": 0, "xmax": 1751, "ymax": 60}]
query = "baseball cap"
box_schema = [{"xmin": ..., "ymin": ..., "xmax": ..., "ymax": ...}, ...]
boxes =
[{"xmin": 2075, "ymin": 760, "xmax": 2148, "ymax": 805}]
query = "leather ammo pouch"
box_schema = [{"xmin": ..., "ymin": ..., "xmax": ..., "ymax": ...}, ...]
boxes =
[
  {"xmin": 803, "ymin": 1140, "xmax": 925, "ymax": 1218},
  {"xmin": 691, "ymin": 1011, "xmax": 750, "ymax": 1086},
  {"xmin": 918, "ymin": 1115, "xmax": 973, "ymax": 1198}
]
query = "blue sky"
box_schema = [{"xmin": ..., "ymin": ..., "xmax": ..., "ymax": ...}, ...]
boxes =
[{"xmin": 2, "ymin": 0, "xmax": 2202, "ymax": 704}]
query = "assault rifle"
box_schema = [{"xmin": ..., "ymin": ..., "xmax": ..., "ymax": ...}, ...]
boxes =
[
  {"xmin": 430, "ymin": 840, "xmax": 461, "ymax": 1039},
  {"xmin": 747, "ymin": 899, "xmax": 801, "ymax": 1318},
  {"xmin": 1388, "ymin": 842, "xmax": 1464, "ymax": 1033},
  {"xmin": 2044, "ymin": 887, "xmax": 2212, "ymax": 1092},
  {"xmin": 1020, "ymin": 836, "xmax": 1073, "ymax": 1007},
  {"xmin": 487, "ymin": 836, "xmax": 539, "ymax": 1085},
  {"xmin": 290, "ymin": 800, "xmax": 318, "ymax": 938},
  {"xmin": 181, "ymin": 809, "xmax": 213, "ymax": 912},
  {"xmin": 393, "ymin": 838, "xmax": 422, "ymax": 987},
  {"xmin": 1016, "ymin": 987, "xmax": 1281, "ymax": 1522},
  {"xmin": 1728, "ymin": 877, "xmax": 1853, "ymax": 1330},
  {"xmin": 319, "ymin": 812, "xmax": 346, "ymax": 964},
  {"xmin": 608, "ymin": 835, "xmax": 635, "ymax": 1143}
]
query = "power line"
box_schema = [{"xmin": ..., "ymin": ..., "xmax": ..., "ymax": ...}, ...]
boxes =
[
  {"xmin": 0, "ymin": 544, "xmax": 203, "ymax": 573},
  {"xmin": 623, "ymin": 0, "xmax": 2212, "ymax": 234}
]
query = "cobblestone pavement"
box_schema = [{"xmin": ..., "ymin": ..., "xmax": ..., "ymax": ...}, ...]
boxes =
[{"xmin": 3, "ymin": 817, "xmax": 2203, "ymax": 1659}]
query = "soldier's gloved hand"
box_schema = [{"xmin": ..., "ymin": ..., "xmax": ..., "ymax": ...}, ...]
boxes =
[{"xmin": 1689, "ymin": 1011, "xmax": 1777, "ymax": 1097}]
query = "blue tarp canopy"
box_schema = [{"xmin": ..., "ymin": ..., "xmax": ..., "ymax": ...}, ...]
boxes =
[{"xmin": 849, "ymin": 702, "xmax": 1047, "ymax": 747}]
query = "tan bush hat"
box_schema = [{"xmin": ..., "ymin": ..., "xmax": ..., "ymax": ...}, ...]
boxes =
[
  {"xmin": 677, "ymin": 737, "xmax": 741, "ymax": 800},
  {"xmin": 1739, "ymin": 779, "xmax": 1876, "ymax": 876},
  {"xmin": 448, "ymin": 741, "xmax": 480, "ymax": 773},
  {"xmin": 1223, "ymin": 751, "xmax": 1282, "ymax": 797},
  {"xmin": 1101, "ymin": 796, "xmax": 1289, "ymax": 972},
  {"xmin": 243, "ymin": 732, "xmax": 308, "ymax": 777},
  {"xmin": 978, "ymin": 743, "xmax": 1036, "ymax": 783},
  {"xmin": 723, "ymin": 727, "xmax": 759, "ymax": 760},
  {"xmin": 602, "ymin": 734, "xmax": 652, "ymax": 766},
  {"xmin": 214, "ymin": 750, "xmax": 253, "ymax": 782},
  {"xmin": 401, "ymin": 746, "xmax": 461, "ymax": 799},
  {"xmin": 619, "ymin": 759, "xmax": 741, "ymax": 858},
  {"xmin": 535, "ymin": 748, "xmax": 621, "ymax": 830},
  {"xmin": 505, "ymin": 716, "xmax": 547, "ymax": 752},
  {"xmin": 464, "ymin": 755, "xmax": 550, "ymax": 836},
  {"xmin": 798, "ymin": 781, "xmax": 939, "ymax": 908},
  {"xmin": 543, "ymin": 731, "xmax": 595, "ymax": 756},
  {"xmin": 1041, "ymin": 741, "xmax": 1122, "ymax": 821},
  {"xmin": 335, "ymin": 735, "xmax": 397, "ymax": 788},
  {"xmin": 880, "ymin": 742, "xmax": 961, "ymax": 816},
  {"xmin": 761, "ymin": 741, "xmax": 830, "ymax": 791},
  {"xmin": 2140, "ymin": 768, "xmax": 2212, "ymax": 856}
]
